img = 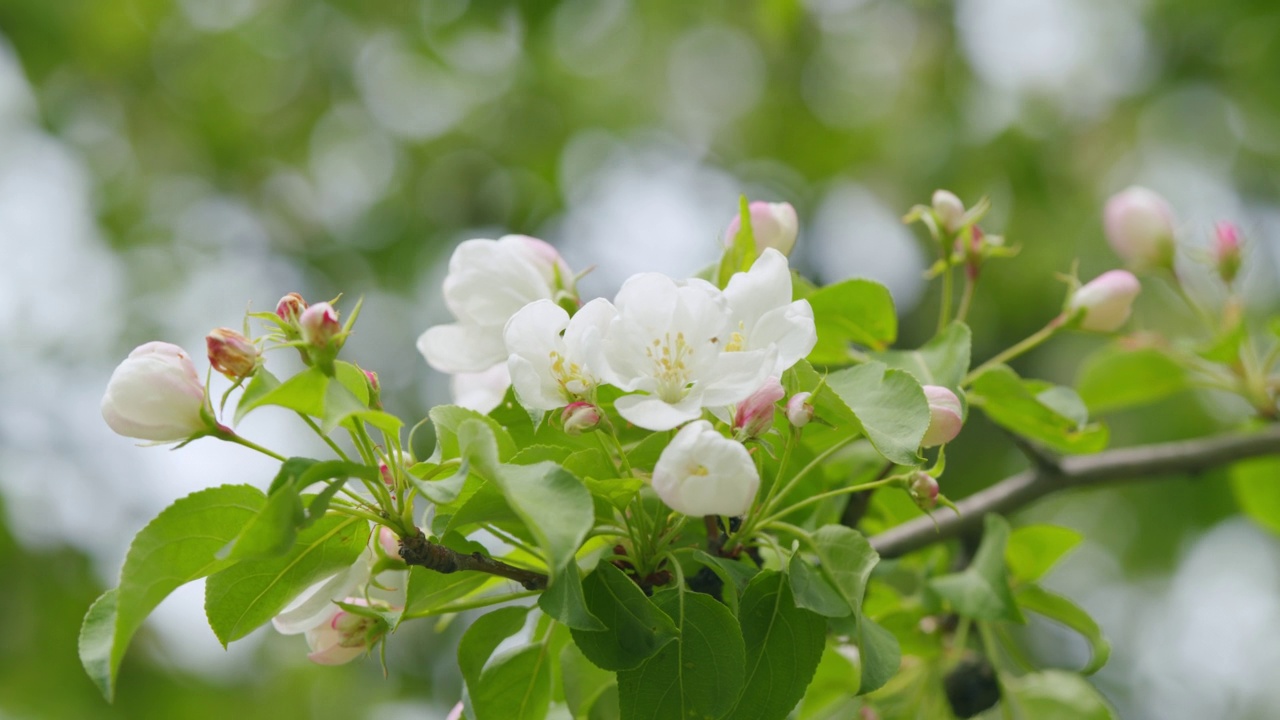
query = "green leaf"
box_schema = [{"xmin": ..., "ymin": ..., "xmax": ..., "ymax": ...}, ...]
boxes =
[
  {"xmin": 583, "ymin": 477, "xmax": 645, "ymax": 512},
  {"xmin": 78, "ymin": 484, "xmax": 265, "ymax": 700},
  {"xmin": 458, "ymin": 605, "xmax": 531, "ymax": 687},
  {"xmin": 409, "ymin": 459, "xmax": 470, "ymax": 505},
  {"xmin": 715, "ymin": 195, "xmax": 761, "ymax": 288},
  {"xmin": 807, "ymin": 279, "xmax": 898, "ymax": 363},
  {"xmin": 204, "ymin": 514, "xmax": 371, "ymax": 645},
  {"xmin": 811, "ymin": 525, "xmax": 879, "ymax": 616},
  {"xmin": 855, "ymin": 614, "xmax": 901, "ymax": 695},
  {"xmin": 471, "ymin": 643, "xmax": 554, "ymax": 720},
  {"xmin": 875, "ymin": 321, "xmax": 972, "ymax": 391},
  {"xmin": 726, "ymin": 572, "xmax": 827, "ymax": 720},
  {"xmin": 239, "ymin": 367, "xmax": 328, "ymax": 418},
  {"xmin": 431, "ymin": 405, "xmax": 517, "ymax": 462},
  {"xmin": 562, "ymin": 641, "xmax": 617, "ymax": 720},
  {"xmin": 234, "ymin": 368, "xmax": 281, "ymax": 424},
  {"xmin": 968, "ymin": 366, "xmax": 1109, "ymax": 454},
  {"xmin": 1006, "ymin": 525, "xmax": 1083, "ymax": 583},
  {"xmin": 929, "ymin": 514, "xmax": 1024, "ymax": 623},
  {"xmin": 267, "ymin": 456, "xmax": 318, "ymax": 494},
  {"xmin": 540, "ymin": 565, "xmax": 605, "ymax": 631},
  {"xmin": 572, "ymin": 563, "xmax": 678, "ymax": 671},
  {"xmin": 826, "ymin": 362, "xmax": 930, "ymax": 466},
  {"xmin": 1231, "ymin": 455, "xmax": 1280, "ymax": 536},
  {"xmin": 1077, "ymin": 347, "xmax": 1188, "ymax": 414},
  {"xmin": 401, "ymin": 568, "xmax": 493, "ymax": 619},
  {"xmin": 459, "ymin": 420, "xmax": 593, "ymax": 583},
  {"xmin": 218, "ymin": 483, "xmax": 304, "ymax": 561},
  {"xmin": 1005, "ymin": 670, "xmax": 1117, "ymax": 719},
  {"xmin": 617, "ymin": 589, "xmax": 746, "ymax": 720},
  {"xmin": 1015, "ymin": 584, "xmax": 1111, "ymax": 675},
  {"xmin": 788, "ymin": 554, "xmax": 852, "ymax": 619}
]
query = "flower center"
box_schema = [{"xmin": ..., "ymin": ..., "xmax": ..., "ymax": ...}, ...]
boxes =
[
  {"xmin": 723, "ymin": 321, "xmax": 747, "ymax": 352},
  {"xmin": 549, "ymin": 351, "xmax": 591, "ymax": 398},
  {"xmin": 646, "ymin": 332, "xmax": 696, "ymax": 402}
]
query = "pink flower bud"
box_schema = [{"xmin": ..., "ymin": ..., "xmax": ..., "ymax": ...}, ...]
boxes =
[
  {"xmin": 786, "ymin": 392, "xmax": 815, "ymax": 428},
  {"xmin": 304, "ymin": 599, "xmax": 388, "ymax": 665},
  {"xmin": 363, "ymin": 368, "xmax": 382, "ymax": 409},
  {"xmin": 445, "ymin": 703, "xmax": 465, "ymax": 720},
  {"xmin": 1070, "ymin": 270, "xmax": 1141, "ymax": 332},
  {"xmin": 920, "ymin": 385, "xmax": 963, "ymax": 448},
  {"xmin": 101, "ymin": 342, "xmax": 209, "ymax": 442},
  {"xmin": 1214, "ymin": 221, "xmax": 1242, "ymax": 284},
  {"xmin": 908, "ymin": 471, "xmax": 939, "ymax": 509},
  {"xmin": 511, "ymin": 235, "xmax": 574, "ymax": 290},
  {"xmin": 377, "ymin": 527, "xmax": 401, "ymax": 559},
  {"xmin": 932, "ymin": 190, "xmax": 966, "ymax": 234},
  {"xmin": 275, "ymin": 292, "xmax": 307, "ymax": 322},
  {"xmin": 734, "ymin": 377, "xmax": 785, "ymax": 439},
  {"xmin": 299, "ymin": 302, "xmax": 340, "ymax": 347},
  {"xmin": 1104, "ymin": 187, "xmax": 1176, "ymax": 269},
  {"xmin": 561, "ymin": 401, "xmax": 602, "ymax": 435},
  {"xmin": 206, "ymin": 327, "xmax": 260, "ymax": 381},
  {"xmin": 723, "ymin": 202, "xmax": 799, "ymax": 256}
]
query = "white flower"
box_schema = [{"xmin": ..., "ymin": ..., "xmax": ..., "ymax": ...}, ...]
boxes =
[
  {"xmin": 418, "ymin": 235, "xmax": 574, "ymax": 374},
  {"xmin": 601, "ymin": 273, "xmax": 774, "ymax": 431},
  {"xmin": 451, "ymin": 363, "xmax": 512, "ymax": 414},
  {"xmin": 302, "ymin": 598, "xmax": 388, "ymax": 666},
  {"xmin": 101, "ymin": 342, "xmax": 208, "ymax": 442},
  {"xmin": 504, "ymin": 298, "xmax": 615, "ymax": 411},
  {"xmin": 652, "ymin": 420, "xmax": 759, "ymax": 517},
  {"xmin": 272, "ymin": 549, "xmax": 375, "ymax": 637},
  {"xmin": 722, "ymin": 249, "xmax": 817, "ymax": 376}
]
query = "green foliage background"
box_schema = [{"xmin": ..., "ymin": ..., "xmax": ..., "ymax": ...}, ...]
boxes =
[{"xmin": 1, "ymin": 0, "xmax": 1278, "ymax": 718}]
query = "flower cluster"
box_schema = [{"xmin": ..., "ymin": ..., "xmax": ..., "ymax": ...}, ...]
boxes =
[{"xmin": 419, "ymin": 207, "xmax": 816, "ymax": 517}]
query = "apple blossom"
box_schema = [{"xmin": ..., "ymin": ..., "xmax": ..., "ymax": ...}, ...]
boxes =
[
  {"xmin": 932, "ymin": 190, "xmax": 966, "ymax": 234},
  {"xmin": 786, "ymin": 391, "xmax": 814, "ymax": 428},
  {"xmin": 451, "ymin": 363, "xmax": 512, "ymax": 414},
  {"xmin": 723, "ymin": 201, "xmax": 799, "ymax": 256},
  {"xmin": 206, "ymin": 327, "xmax": 259, "ymax": 381},
  {"xmin": 920, "ymin": 385, "xmax": 963, "ymax": 448},
  {"xmin": 378, "ymin": 527, "xmax": 401, "ymax": 559},
  {"xmin": 561, "ymin": 401, "xmax": 602, "ymax": 435},
  {"xmin": 302, "ymin": 598, "xmax": 389, "ymax": 665},
  {"xmin": 652, "ymin": 420, "xmax": 759, "ymax": 517},
  {"xmin": 418, "ymin": 236, "xmax": 576, "ymax": 374},
  {"xmin": 601, "ymin": 273, "xmax": 774, "ymax": 431},
  {"xmin": 275, "ymin": 292, "xmax": 307, "ymax": 322},
  {"xmin": 445, "ymin": 703, "xmax": 464, "ymax": 720},
  {"xmin": 907, "ymin": 471, "xmax": 939, "ymax": 509},
  {"xmin": 504, "ymin": 298, "xmax": 615, "ymax": 411},
  {"xmin": 733, "ymin": 377, "xmax": 785, "ymax": 439},
  {"xmin": 722, "ymin": 249, "xmax": 817, "ymax": 376},
  {"xmin": 273, "ymin": 548, "xmax": 376, "ymax": 638},
  {"xmin": 101, "ymin": 342, "xmax": 209, "ymax": 442},
  {"xmin": 1070, "ymin": 270, "xmax": 1141, "ymax": 333},
  {"xmin": 1104, "ymin": 187, "xmax": 1175, "ymax": 269},
  {"xmin": 300, "ymin": 302, "xmax": 341, "ymax": 347},
  {"xmin": 1215, "ymin": 220, "xmax": 1242, "ymax": 284}
]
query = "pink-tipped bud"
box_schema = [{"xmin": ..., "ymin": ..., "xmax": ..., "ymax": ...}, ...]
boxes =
[
  {"xmin": 908, "ymin": 471, "xmax": 939, "ymax": 509},
  {"xmin": 511, "ymin": 235, "xmax": 575, "ymax": 291},
  {"xmin": 445, "ymin": 703, "xmax": 465, "ymax": 720},
  {"xmin": 932, "ymin": 190, "xmax": 966, "ymax": 234},
  {"xmin": 206, "ymin": 327, "xmax": 260, "ymax": 381},
  {"xmin": 734, "ymin": 377, "xmax": 785, "ymax": 439},
  {"xmin": 724, "ymin": 201, "xmax": 799, "ymax": 256},
  {"xmin": 786, "ymin": 392, "xmax": 815, "ymax": 428},
  {"xmin": 363, "ymin": 368, "xmax": 382, "ymax": 409},
  {"xmin": 1104, "ymin": 187, "xmax": 1176, "ymax": 270},
  {"xmin": 1070, "ymin": 270, "xmax": 1141, "ymax": 333},
  {"xmin": 275, "ymin": 292, "xmax": 307, "ymax": 322},
  {"xmin": 101, "ymin": 342, "xmax": 209, "ymax": 442},
  {"xmin": 377, "ymin": 527, "xmax": 401, "ymax": 559},
  {"xmin": 921, "ymin": 385, "xmax": 963, "ymax": 447},
  {"xmin": 304, "ymin": 599, "xmax": 388, "ymax": 665},
  {"xmin": 1214, "ymin": 221, "xmax": 1242, "ymax": 284},
  {"xmin": 299, "ymin": 302, "xmax": 340, "ymax": 347},
  {"xmin": 561, "ymin": 402, "xmax": 602, "ymax": 435}
]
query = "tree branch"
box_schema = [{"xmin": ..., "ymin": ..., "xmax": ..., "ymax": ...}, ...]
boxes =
[
  {"xmin": 869, "ymin": 425, "xmax": 1280, "ymax": 559},
  {"xmin": 399, "ymin": 530, "xmax": 548, "ymax": 590}
]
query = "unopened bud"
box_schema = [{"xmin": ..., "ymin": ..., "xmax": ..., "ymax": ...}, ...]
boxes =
[
  {"xmin": 275, "ymin": 292, "xmax": 307, "ymax": 322},
  {"xmin": 206, "ymin": 327, "xmax": 260, "ymax": 381},
  {"xmin": 932, "ymin": 190, "xmax": 966, "ymax": 234},
  {"xmin": 1104, "ymin": 187, "xmax": 1176, "ymax": 270},
  {"xmin": 363, "ymin": 368, "xmax": 382, "ymax": 409},
  {"xmin": 908, "ymin": 471, "xmax": 939, "ymax": 509},
  {"xmin": 299, "ymin": 302, "xmax": 340, "ymax": 347},
  {"xmin": 785, "ymin": 392, "xmax": 814, "ymax": 428},
  {"xmin": 734, "ymin": 377, "xmax": 785, "ymax": 439},
  {"xmin": 724, "ymin": 201, "xmax": 799, "ymax": 256},
  {"xmin": 377, "ymin": 527, "xmax": 401, "ymax": 559},
  {"xmin": 1214, "ymin": 221, "xmax": 1242, "ymax": 284},
  {"xmin": 304, "ymin": 599, "xmax": 389, "ymax": 665},
  {"xmin": 1069, "ymin": 270, "xmax": 1141, "ymax": 333},
  {"xmin": 921, "ymin": 385, "xmax": 963, "ymax": 448},
  {"xmin": 445, "ymin": 703, "xmax": 465, "ymax": 720},
  {"xmin": 561, "ymin": 402, "xmax": 602, "ymax": 435}
]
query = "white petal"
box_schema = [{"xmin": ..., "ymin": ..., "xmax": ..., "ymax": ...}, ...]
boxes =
[
  {"xmin": 451, "ymin": 364, "xmax": 512, "ymax": 414},
  {"xmin": 442, "ymin": 239, "xmax": 555, "ymax": 326},
  {"xmin": 750, "ymin": 300, "xmax": 817, "ymax": 373},
  {"xmin": 418, "ymin": 323, "xmax": 508, "ymax": 374},
  {"xmin": 272, "ymin": 555, "xmax": 372, "ymax": 635},
  {"xmin": 700, "ymin": 349, "xmax": 775, "ymax": 407},
  {"xmin": 507, "ymin": 355, "xmax": 562, "ymax": 411},
  {"xmin": 615, "ymin": 393, "xmax": 704, "ymax": 431},
  {"xmin": 723, "ymin": 249, "xmax": 794, "ymax": 331}
]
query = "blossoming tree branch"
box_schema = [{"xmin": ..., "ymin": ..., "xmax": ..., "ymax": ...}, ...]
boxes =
[{"xmin": 82, "ymin": 190, "xmax": 1273, "ymax": 719}]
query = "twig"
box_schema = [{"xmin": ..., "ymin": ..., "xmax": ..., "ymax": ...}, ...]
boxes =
[
  {"xmin": 870, "ymin": 425, "xmax": 1280, "ymax": 558},
  {"xmin": 399, "ymin": 530, "xmax": 548, "ymax": 590}
]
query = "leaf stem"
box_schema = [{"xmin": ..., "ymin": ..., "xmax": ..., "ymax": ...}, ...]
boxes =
[
  {"xmin": 297, "ymin": 412, "xmax": 352, "ymax": 463},
  {"xmin": 217, "ymin": 431, "xmax": 287, "ymax": 462},
  {"xmin": 963, "ymin": 316, "xmax": 1064, "ymax": 386}
]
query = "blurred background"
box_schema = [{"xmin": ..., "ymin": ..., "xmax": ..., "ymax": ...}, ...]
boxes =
[{"xmin": 2, "ymin": 0, "xmax": 1280, "ymax": 718}]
